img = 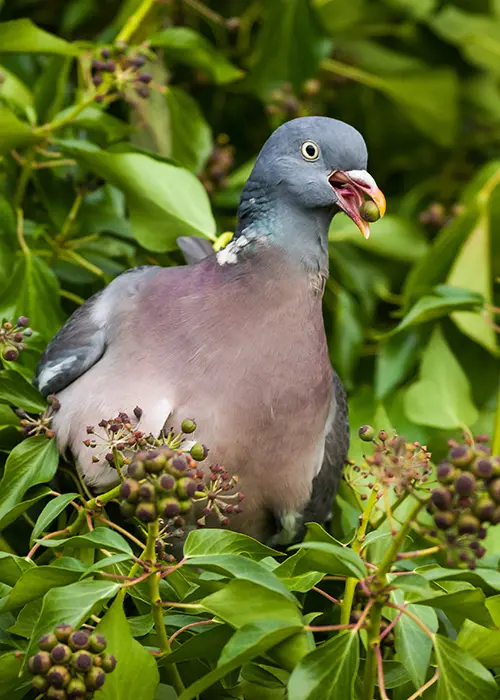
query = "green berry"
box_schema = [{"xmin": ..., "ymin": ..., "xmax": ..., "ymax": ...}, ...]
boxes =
[
  {"xmin": 39, "ymin": 632, "xmax": 58, "ymax": 651},
  {"xmin": 120, "ymin": 479, "xmax": 140, "ymax": 503},
  {"xmin": 145, "ymin": 452, "xmax": 167, "ymax": 474},
  {"xmin": 488, "ymin": 478, "xmax": 500, "ymax": 503},
  {"xmin": 88, "ymin": 633, "xmax": 106, "ymax": 653},
  {"xmin": 51, "ymin": 644, "xmax": 72, "ymax": 665},
  {"xmin": 449, "ymin": 445, "xmax": 474, "ymax": 468},
  {"xmin": 136, "ymin": 502, "xmax": 157, "ymax": 522},
  {"xmin": 360, "ymin": 200, "xmax": 381, "ymax": 223},
  {"xmin": 437, "ymin": 462, "xmax": 455, "ymax": 484},
  {"xmin": 168, "ymin": 455, "xmax": 188, "ymax": 477},
  {"xmin": 120, "ymin": 500, "xmax": 136, "ymax": 518},
  {"xmin": 46, "ymin": 687, "xmax": 67, "ymax": 700},
  {"xmin": 54, "ymin": 624, "xmax": 73, "ymax": 642},
  {"xmin": 157, "ymin": 497, "xmax": 180, "ymax": 520},
  {"xmin": 358, "ymin": 425, "xmax": 375, "ymax": 442},
  {"xmin": 72, "ymin": 650, "xmax": 93, "ymax": 673},
  {"xmin": 434, "ymin": 511, "xmax": 455, "ymax": 530},
  {"xmin": 176, "ymin": 477, "xmax": 197, "ymax": 500},
  {"xmin": 68, "ymin": 630, "xmax": 90, "ymax": 651},
  {"xmin": 85, "ymin": 666, "xmax": 106, "ymax": 690},
  {"xmin": 28, "ymin": 651, "xmax": 52, "ymax": 674},
  {"xmin": 32, "ymin": 675, "xmax": 49, "ymax": 692},
  {"xmin": 179, "ymin": 499, "xmax": 192, "ymax": 513},
  {"xmin": 458, "ymin": 514, "xmax": 480, "ymax": 535},
  {"xmin": 100, "ymin": 653, "xmax": 117, "ymax": 673},
  {"xmin": 190, "ymin": 443, "xmax": 208, "ymax": 462},
  {"xmin": 473, "ymin": 458, "xmax": 493, "ymax": 479},
  {"xmin": 47, "ymin": 665, "xmax": 71, "ymax": 688},
  {"xmin": 156, "ymin": 473, "xmax": 175, "ymax": 492},
  {"xmin": 67, "ymin": 677, "xmax": 87, "ymax": 698},
  {"xmin": 128, "ymin": 460, "xmax": 146, "ymax": 480},
  {"xmin": 474, "ymin": 497, "xmax": 496, "ymax": 523},
  {"xmin": 138, "ymin": 480, "xmax": 156, "ymax": 501},
  {"xmin": 181, "ymin": 418, "xmax": 197, "ymax": 434}
]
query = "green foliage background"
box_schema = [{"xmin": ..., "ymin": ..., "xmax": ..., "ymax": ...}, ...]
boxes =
[{"xmin": 0, "ymin": 1, "xmax": 499, "ymax": 699}]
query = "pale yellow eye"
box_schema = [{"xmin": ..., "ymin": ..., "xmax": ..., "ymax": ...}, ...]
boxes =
[{"xmin": 301, "ymin": 141, "xmax": 320, "ymax": 161}]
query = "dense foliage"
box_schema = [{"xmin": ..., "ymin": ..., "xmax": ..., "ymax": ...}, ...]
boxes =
[{"xmin": 0, "ymin": 0, "xmax": 500, "ymax": 698}]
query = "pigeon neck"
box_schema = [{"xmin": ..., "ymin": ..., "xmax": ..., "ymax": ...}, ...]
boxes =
[{"xmin": 235, "ymin": 180, "xmax": 331, "ymax": 280}]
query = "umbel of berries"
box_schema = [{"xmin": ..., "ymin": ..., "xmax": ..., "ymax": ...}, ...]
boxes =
[
  {"xmin": 27, "ymin": 624, "xmax": 116, "ymax": 699},
  {"xmin": 119, "ymin": 444, "xmax": 206, "ymax": 524}
]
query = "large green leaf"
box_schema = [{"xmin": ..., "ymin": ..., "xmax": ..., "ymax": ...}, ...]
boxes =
[
  {"xmin": 164, "ymin": 87, "xmax": 212, "ymax": 173},
  {"xmin": 183, "ymin": 529, "xmax": 282, "ymax": 559},
  {"xmin": 25, "ymin": 580, "xmax": 119, "ymax": 662},
  {"xmin": 375, "ymin": 331, "xmax": 421, "ymax": 400},
  {"xmin": 59, "ymin": 140, "xmax": 216, "ymax": 251},
  {"xmin": 179, "ymin": 621, "xmax": 302, "ymax": 700},
  {"xmin": 149, "ymin": 27, "xmax": 243, "ymax": 85},
  {"xmin": 288, "ymin": 541, "xmax": 366, "ymax": 579},
  {"xmin": 0, "ymin": 105, "xmax": 37, "ymax": 154},
  {"xmin": 247, "ymin": 0, "xmax": 330, "ymax": 97},
  {"xmin": 0, "ymin": 19, "xmax": 78, "ymax": 55},
  {"xmin": 312, "ymin": 0, "xmax": 366, "ymax": 34},
  {"xmin": 0, "ymin": 552, "xmax": 34, "ymax": 586},
  {"xmin": 34, "ymin": 527, "xmax": 134, "ymax": 555},
  {"xmin": 95, "ymin": 596, "xmax": 159, "ymax": 700},
  {"xmin": 288, "ymin": 631, "xmax": 359, "ymax": 700},
  {"xmin": 0, "ymin": 651, "xmax": 31, "ymax": 700},
  {"xmin": 0, "ymin": 253, "xmax": 65, "ymax": 339},
  {"xmin": 0, "ymin": 565, "xmax": 82, "ymax": 612},
  {"xmin": 404, "ymin": 325, "xmax": 478, "ymax": 429},
  {"xmin": 0, "ymin": 65, "xmax": 33, "ymax": 110},
  {"xmin": 0, "ymin": 369, "xmax": 46, "ymax": 413},
  {"xmin": 0, "ymin": 437, "xmax": 58, "ymax": 529},
  {"xmin": 31, "ymin": 492, "xmax": 81, "ymax": 542},
  {"xmin": 394, "ymin": 605, "xmax": 438, "ymax": 689},
  {"xmin": 434, "ymin": 634, "xmax": 497, "ymax": 700}
]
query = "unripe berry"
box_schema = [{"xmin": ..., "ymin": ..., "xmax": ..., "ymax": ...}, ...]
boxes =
[
  {"xmin": 120, "ymin": 500, "xmax": 136, "ymax": 518},
  {"xmin": 3, "ymin": 348, "xmax": 18, "ymax": 361},
  {"xmin": 86, "ymin": 666, "xmax": 106, "ymax": 690},
  {"xmin": 67, "ymin": 678, "xmax": 87, "ymax": 698},
  {"xmin": 169, "ymin": 456, "xmax": 188, "ymax": 477},
  {"xmin": 145, "ymin": 453, "xmax": 167, "ymax": 474},
  {"xmin": 47, "ymin": 665, "xmax": 71, "ymax": 688},
  {"xmin": 138, "ymin": 480, "xmax": 156, "ymax": 501},
  {"xmin": 32, "ymin": 674, "xmax": 49, "ymax": 691},
  {"xmin": 128, "ymin": 460, "xmax": 146, "ymax": 480},
  {"xmin": 449, "ymin": 444, "xmax": 474, "ymax": 468},
  {"xmin": 54, "ymin": 624, "xmax": 73, "ymax": 642},
  {"xmin": 28, "ymin": 651, "xmax": 52, "ymax": 674},
  {"xmin": 190, "ymin": 443, "xmax": 208, "ymax": 462},
  {"xmin": 434, "ymin": 511, "xmax": 455, "ymax": 530},
  {"xmin": 46, "ymin": 687, "xmax": 67, "ymax": 700},
  {"xmin": 360, "ymin": 200, "xmax": 381, "ymax": 223},
  {"xmin": 437, "ymin": 461, "xmax": 455, "ymax": 483},
  {"xmin": 474, "ymin": 497, "xmax": 496, "ymax": 523},
  {"xmin": 88, "ymin": 633, "xmax": 106, "ymax": 653},
  {"xmin": 430, "ymin": 488, "xmax": 452, "ymax": 510},
  {"xmin": 157, "ymin": 473, "xmax": 175, "ymax": 492},
  {"xmin": 68, "ymin": 630, "xmax": 90, "ymax": 651},
  {"xmin": 358, "ymin": 425, "xmax": 374, "ymax": 442},
  {"xmin": 138, "ymin": 73, "xmax": 152, "ymax": 84},
  {"xmin": 458, "ymin": 514, "xmax": 480, "ymax": 535},
  {"xmin": 176, "ymin": 477, "xmax": 197, "ymax": 499},
  {"xmin": 179, "ymin": 499, "xmax": 192, "ymax": 513},
  {"xmin": 181, "ymin": 418, "xmax": 197, "ymax": 434},
  {"xmin": 16, "ymin": 315, "xmax": 29, "ymax": 327},
  {"xmin": 100, "ymin": 652, "xmax": 117, "ymax": 673},
  {"xmin": 71, "ymin": 650, "xmax": 93, "ymax": 673},
  {"xmin": 157, "ymin": 497, "xmax": 180, "ymax": 519},
  {"xmin": 473, "ymin": 458, "xmax": 493, "ymax": 479},
  {"xmin": 51, "ymin": 644, "xmax": 72, "ymax": 664},
  {"xmin": 455, "ymin": 472, "xmax": 476, "ymax": 496},
  {"xmin": 120, "ymin": 478, "xmax": 140, "ymax": 502},
  {"xmin": 136, "ymin": 502, "xmax": 157, "ymax": 522},
  {"xmin": 39, "ymin": 632, "xmax": 58, "ymax": 650},
  {"xmin": 488, "ymin": 478, "xmax": 500, "ymax": 503}
]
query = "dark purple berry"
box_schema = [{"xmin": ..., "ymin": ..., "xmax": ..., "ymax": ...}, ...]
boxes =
[
  {"xmin": 136, "ymin": 85, "xmax": 149, "ymax": 98},
  {"xmin": 434, "ymin": 511, "xmax": 455, "ymax": 530},
  {"xmin": 50, "ymin": 644, "xmax": 72, "ymax": 664},
  {"xmin": 28, "ymin": 651, "xmax": 52, "ymax": 674},
  {"xmin": 133, "ymin": 405, "xmax": 143, "ymax": 419},
  {"xmin": 449, "ymin": 444, "xmax": 474, "ymax": 467},
  {"xmin": 139, "ymin": 480, "xmax": 156, "ymax": 501},
  {"xmin": 129, "ymin": 55, "xmax": 145, "ymax": 68},
  {"xmin": 68, "ymin": 630, "xmax": 90, "ymax": 651},
  {"xmin": 86, "ymin": 666, "xmax": 106, "ymax": 690},
  {"xmin": 128, "ymin": 460, "xmax": 146, "ymax": 480},
  {"xmin": 47, "ymin": 665, "xmax": 71, "ymax": 688},
  {"xmin": 95, "ymin": 94, "xmax": 104, "ymax": 103},
  {"xmin": 104, "ymin": 59, "xmax": 116, "ymax": 72},
  {"xmin": 458, "ymin": 514, "xmax": 480, "ymax": 535},
  {"xmin": 488, "ymin": 478, "xmax": 500, "ymax": 503},
  {"xmin": 100, "ymin": 47, "xmax": 111, "ymax": 59},
  {"xmin": 455, "ymin": 472, "xmax": 476, "ymax": 496},
  {"xmin": 88, "ymin": 633, "xmax": 106, "ymax": 653},
  {"xmin": 120, "ymin": 479, "xmax": 140, "ymax": 502},
  {"xmin": 72, "ymin": 650, "xmax": 93, "ymax": 673},
  {"xmin": 474, "ymin": 497, "xmax": 496, "ymax": 522},
  {"xmin": 478, "ymin": 526, "xmax": 488, "ymax": 540},
  {"xmin": 437, "ymin": 461, "xmax": 455, "ymax": 483},
  {"xmin": 16, "ymin": 315, "xmax": 29, "ymax": 327},
  {"xmin": 3, "ymin": 348, "xmax": 18, "ymax": 361},
  {"xmin": 138, "ymin": 73, "xmax": 152, "ymax": 84},
  {"xmin": 158, "ymin": 497, "xmax": 181, "ymax": 520},
  {"xmin": 430, "ymin": 488, "xmax": 452, "ymax": 510},
  {"xmin": 91, "ymin": 59, "xmax": 105, "ymax": 71},
  {"xmin": 474, "ymin": 459, "xmax": 493, "ymax": 479},
  {"xmin": 176, "ymin": 477, "xmax": 197, "ymax": 499},
  {"xmin": 92, "ymin": 75, "xmax": 103, "ymax": 87},
  {"xmin": 136, "ymin": 502, "xmax": 157, "ymax": 522},
  {"xmin": 157, "ymin": 473, "xmax": 175, "ymax": 492}
]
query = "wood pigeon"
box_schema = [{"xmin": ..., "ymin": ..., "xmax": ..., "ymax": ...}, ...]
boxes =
[{"xmin": 33, "ymin": 116, "xmax": 385, "ymax": 545}]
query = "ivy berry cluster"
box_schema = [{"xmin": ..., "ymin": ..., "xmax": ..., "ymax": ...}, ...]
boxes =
[
  {"xmin": 27, "ymin": 624, "xmax": 116, "ymax": 699},
  {"xmin": 90, "ymin": 42, "xmax": 153, "ymax": 102},
  {"xmin": 0, "ymin": 316, "xmax": 32, "ymax": 362}
]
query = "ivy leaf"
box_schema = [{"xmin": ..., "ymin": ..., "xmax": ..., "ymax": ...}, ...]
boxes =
[
  {"xmin": 288, "ymin": 631, "xmax": 359, "ymax": 700},
  {"xmin": 0, "ymin": 19, "xmax": 78, "ymax": 55},
  {"xmin": 394, "ymin": 604, "xmax": 438, "ymax": 689},
  {"xmin": 0, "ymin": 437, "xmax": 58, "ymax": 528},
  {"xmin": 149, "ymin": 27, "xmax": 243, "ymax": 84},
  {"xmin": 164, "ymin": 87, "xmax": 212, "ymax": 173},
  {"xmin": 404, "ymin": 326, "xmax": 478, "ymax": 429},
  {"xmin": 0, "ymin": 369, "xmax": 46, "ymax": 412},
  {"xmin": 288, "ymin": 541, "xmax": 366, "ymax": 579},
  {"xmin": 0, "ymin": 565, "xmax": 82, "ymax": 613},
  {"xmin": 34, "ymin": 527, "xmax": 134, "ymax": 555},
  {"xmin": 95, "ymin": 596, "xmax": 159, "ymax": 700},
  {"xmin": 434, "ymin": 634, "xmax": 497, "ymax": 700},
  {"xmin": 0, "ymin": 105, "xmax": 37, "ymax": 154},
  {"xmin": 31, "ymin": 493, "xmax": 81, "ymax": 542},
  {"xmin": 183, "ymin": 529, "xmax": 282, "ymax": 559}
]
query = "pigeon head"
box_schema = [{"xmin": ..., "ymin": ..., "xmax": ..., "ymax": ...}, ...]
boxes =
[{"xmin": 235, "ymin": 116, "xmax": 385, "ymax": 272}]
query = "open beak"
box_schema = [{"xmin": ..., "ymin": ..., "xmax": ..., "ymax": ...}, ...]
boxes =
[{"xmin": 328, "ymin": 169, "xmax": 386, "ymax": 239}]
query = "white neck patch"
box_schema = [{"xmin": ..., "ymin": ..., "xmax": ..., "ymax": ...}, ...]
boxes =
[{"xmin": 216, "ymin": 235, "xmax": 250, "ymax": 265}]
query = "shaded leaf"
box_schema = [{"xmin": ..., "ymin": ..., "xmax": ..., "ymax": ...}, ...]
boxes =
[
  {"xmin": 164, "ymin": 86, "xmax": 212, "ymax": 173},
  {"xmin": 0, "ymin": 369, "xmax": 46, "ymax": 413},
  {"xmin": 0, "ymin": 105, "xmax": 36, "ymax": 154},
  {"xmin": 394, "ymin": 604, "xmax": 438, "ymax": 689},
  {"xmin": 375, "ymin": 331, "xmax": 421, "ymax": 399},
  {"xmin": 288, "ymin": 541, "xmax": 365, "ymax": 579},
  {"xmin": 34, "ymin": 527, "xmax": 134, "ymax": 555},
  {"xmin": 434, "ymin": 634, "xmax": 497, "ymax": 700},
  {"xmin": 31, "ymin": 493, "xmax": 81, "ymax": 542},
  {"xmin": 0, "ymin": 565, "xmax": 81, "ymax": 613}
]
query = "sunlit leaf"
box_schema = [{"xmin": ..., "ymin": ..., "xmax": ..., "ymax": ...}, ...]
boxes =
[
  {"xmin": 434, "ymin": 634, "xmax": 497, "ymax": 700},
  {"xmin": 0, "ymin": 19, "xmax": 79, "ymax": 55}
]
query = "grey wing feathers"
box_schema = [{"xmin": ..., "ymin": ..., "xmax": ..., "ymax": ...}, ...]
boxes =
[
  {"xmin": 34, "ymin": 265, "xmax": 158, "ymax": 397},
  {"xmin": 177, "ymin": 236, "xmax": 214, "ymax": 265},
  {"xmin": 300, "ymin": 370, "xmax": 349, "ymax": 528}
]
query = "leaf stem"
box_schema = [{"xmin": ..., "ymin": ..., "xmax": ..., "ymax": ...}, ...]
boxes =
[
  {"xmin": 371, "ymin": 491, "xmax": 408, "ymax": 530},
  {"xmin": 57, "ymin": 192, "xmax": 84, "ymax": 243},
  {"xmin": 146, "ymin": 519, "xmax": 185, "ymax": 695},
  {"xmin": 375, "ymin": 644, "xmax": 389, "ymax": 700},
  {"xmin": 386, "ymin": 603, "xmax": 435, "ymax": 640},
  {"xmin": 168, "ymin": 619, "xmax": 214, "ymax": 645},
  {"xmin": 321, "ymin": 58, "xmax": 385, "ymax": 91},
  {"xmin": 341, "ymin": 487, "xmax": 378, "ymax": 625},
  {"xmin": 13, "ymin": 150, "xmax": 35, "ymax": 210},
  {"xmin": 34, "ymin": 93, "xmax": 98, "ymax": 136},
  {"xmin": 116, "ymin": 0, "xmax": 157, "ymax": 42},
  {"xmin": 407, "ymin": 668, "xmax": 439, "ymax": 700},
  {"xmin": 363, "ymin": 603, "xmax": 383, "ymax": 700},
  {"xmin": 15, "ymin": 208, "xmax": 30, "ymax": 256}
]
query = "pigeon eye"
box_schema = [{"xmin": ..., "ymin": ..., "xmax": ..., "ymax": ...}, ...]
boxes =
[{"xmin": 301, "ymin": 141, "xmax": 320, "ymax": 161}]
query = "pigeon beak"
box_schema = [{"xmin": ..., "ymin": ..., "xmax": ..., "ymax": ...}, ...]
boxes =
[{"xmin": 328, "ymin": 169, "xmax": 386, "ymax": 239}]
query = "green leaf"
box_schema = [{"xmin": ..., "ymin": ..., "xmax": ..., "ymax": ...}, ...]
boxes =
[
  {"xmin": 288, "ymin": 541, "xmax": 366, "ymax": 579},
  {"xmin": 0, "ymin": 565, "xmax": 82, "ymax": 613},
  {"xmin": 404, "ymin": 325, "xmax": 478, "ymax": 429},
  {"xmin": 0, "ymin": 487, "xmax": 51, "ymax": 531},
  {"xmin": 84, "ymin": 553, "xmax": 133, "ymax": 575},
  {"xmin": 329, "ymin": 289, "xmax": 363, "ymax": 389},
  {"xmin": 34, "ymin": 527, "xmax": 134, "ymax": 555},
  {"xmin": 183, "ymin": 529, "xmax": 282, "ymax": 559},
  {"xmin": 0, "ymin": 19, "xmax": 79, "ymax": 55},
  {"xmin": 0, "ymin": 369, "xmax": 46, "ymax": 413},
  {"xmin": 431, "ymin": 8, "xmax": 500, "ymax": 76},
  {"xmin": 0, "ymin": 253, "xmax": 65, "ymax": 339},
  {"xmin": 457, "ymin": 612, "xmax": 500, "ymax": 668},
  {"xmin": 0, "ymin": 105, "xmax": 36, "ymax": 154},
  {"xmin": 389, "ymin": 287, "xmax": 484, "ymax": 336},
  {"xmin": 178, "ymin": 621, "xmax": 302, "ymax": 700},
  {"xmin": 0, "ymin": 437, "xmax": 58, "ymax": 528},
  {"xmin": 375, "ymin": 331, "xmax": 421, "ymax": 399},
  {"xmin": 418, "ymin": 565, "xmax": 500, "ymax": 593},
  {"xmin": 394, "ymin": 604, "xmax": 438, "ymax": 689},
  {"xmin": 0, "ymin": 552, "xmax": 34, "ymax": 586},
  {"xmin": 25, "ymin": 580, "xmax": 119, "ymax": 662},
  {"xmin": 329, "ymin": 214, "xmax": 429, "ymax": 263},
  {"xmin": 53, "ymin": 106, "xmax": 130, "ymax": 143},
  {"xmin": 184, "ymin": 554, "xmax": 295, "ymax": 600},
  {"xmin": 95, "ymin": 596, "xmax": 159, "ymax": 700},
  {"xmin": 33, "ymin": 55, "xmax": 72, "ymax": 123},
  {"xmin": 0, "ymin": 651, "xmax": 31, "ymax": 700},
  {"xmin": 0, "ymin": 65, "xmax": 33, "ymax": 110},
  {"xmin": 59, "ymin": 140, "xmax": 215, "ymax": 251},
  {"xmin": 384, "ymin": 0, "xmax": 437, "ymax": 19},
  {"xmin": 149, "ymin": 27, "xmax": 243, "ymax": 85},
  {"xmin": 164, "ymin": 87, "xmax": 212, "ymax": 173},
  {"xmin": 288, "ymin": 631, "xmax": 359, "ymax": 700},
  {"xmin": 313, "ymin": 0, "xmax": 366, "ymax": 34},
  {"xmin": 447, "ymin": 211, "xmax": 497, "ymax": 353},
  {"xmin": 247, "ymin": 0, "xmax": 330, "ymax": 98},
  {"xmin": 167, "ymin": 623, "xmax": 232, "ymax": 664},
  {"xmin": 31, "ymin": 493, "xmax": 80, "ymax": 542},
  {"xmin": 434, "ymin": 634, "xmax": 497, "ymax": 700},
  {"xmin": 416, "ymin": 588, "xmax": 494, "ymax": 629}
]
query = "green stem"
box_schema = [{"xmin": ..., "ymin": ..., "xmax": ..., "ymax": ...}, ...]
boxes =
[
  {"xmin": 377, "ymin": 499, "xmax": 425, "ymax": 581},
  {"xmin": 57, "ymin": 192, "xmax": 84, "ymax": 244},
  {"xmin": 146, "ymin": 519, "xmax": 185, "ymax": 695},
  {"xmin": 341, "ymin": 488, "xmax": 378, "ymax": 625},
  {"xmin": 321, "ymin": 58, "xmax": 385, "ymax": 91},
  {"xmin": 492, "ymin": 381, "xmax": 500, "ymax": 456},
  {"xmin": 363, "ymin": 603, "xmax": 383, "ymax": 700},
  {"xmin": 15, "ymin": 208, "xmax": 30, "ymax": 256},
  {"xmin": 34, "ymin": 93, "xmax": 98, "ymax": 137},
  {"xmin": 60, "ymin": 249, "xmax": 105, "ymax": 278},
  {"xmin": 371, "ymin": 491, "xmax": 409, "ymax": 530},
  {"xmin": 116, "ymin": 0, "xmax": 157, "ymax": 42},
  {"xmin": 13, "ymin": 150, "xmax": 35, "ymax": 210}
]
